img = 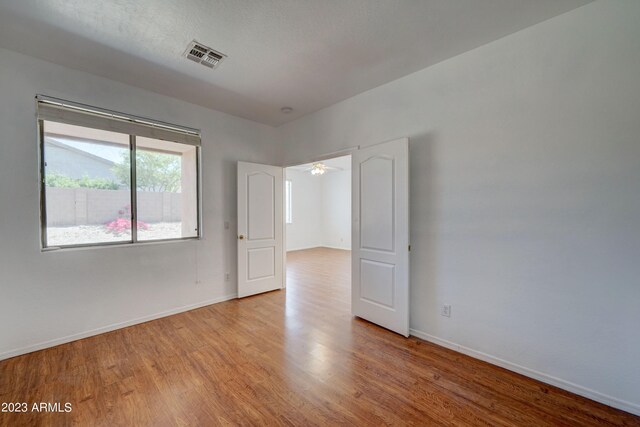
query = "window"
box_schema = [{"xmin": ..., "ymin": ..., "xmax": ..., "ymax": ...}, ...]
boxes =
[
  {"xmin": 285, "ymin": 179, "xmax": 293, "ymax": 224},
  {"xmin": 38, "ymin": 96, "xmax": 201, "ymax": 249}
]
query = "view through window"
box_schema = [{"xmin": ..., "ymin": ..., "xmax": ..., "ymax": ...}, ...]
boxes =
[{"xmin": 41, "ymin": 120, "xmax": 199, "ymax": 248}]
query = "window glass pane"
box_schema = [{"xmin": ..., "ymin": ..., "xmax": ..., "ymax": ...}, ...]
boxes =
[
  {"xmin": 43, "ymin": 121, "xmax": 131, "ymax": 246},
  {"xmin": 135, "ymin": 137, "xmax": 198, "ymax": 241},
  {"xmin": 285, "ymin": 180, "xmax": 292, "ymax": 224}
]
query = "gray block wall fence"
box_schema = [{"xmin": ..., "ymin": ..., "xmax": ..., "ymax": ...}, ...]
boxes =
[{"xmin": 45, "ymin": 188, "xmax": 182, "ymax": 226}]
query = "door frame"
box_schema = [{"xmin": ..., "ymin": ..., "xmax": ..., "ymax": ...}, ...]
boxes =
[
  {"xmin": 281, "ymin": 138, "xmax": 410, "ymax": 336},
  {"xmin": 281, "ymin": 138, "xmax": 408, "ymax": 284}
]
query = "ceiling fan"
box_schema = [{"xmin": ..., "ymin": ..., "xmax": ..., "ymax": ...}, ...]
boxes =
[{"xmin": 302, "ymin": 162, "xmax": 343, "ymax": 176}]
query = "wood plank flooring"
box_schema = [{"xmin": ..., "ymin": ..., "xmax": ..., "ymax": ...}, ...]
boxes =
[{"xmin": 1, "ymin": 247, "xmax": 638, "ymax": 426}]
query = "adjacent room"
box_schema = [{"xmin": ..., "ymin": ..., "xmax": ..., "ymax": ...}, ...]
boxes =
[
  {"xmin": 285, "ymin": 155, "xmax": 352, "ymax": 308},
  {"xmin": 285, "ymin": 156, "xmax": 351, "ymax": 253},
  {"xmin": 0, "ymin": 1, "xmax": 639, "ymax": 425}
]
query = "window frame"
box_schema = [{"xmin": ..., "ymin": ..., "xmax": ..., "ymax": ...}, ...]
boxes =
[{"xmin": 38, "ymin": 109, "xmax": 202, "ymax": 251}]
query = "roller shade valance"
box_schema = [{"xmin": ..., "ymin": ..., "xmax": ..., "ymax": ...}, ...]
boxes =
[{"xmin": 37, "ymin": 96, "xmax": 201, "ymax": 146}]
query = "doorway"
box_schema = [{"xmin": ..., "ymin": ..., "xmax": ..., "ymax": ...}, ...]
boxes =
[
  {"xmin": 285, "ymin": 155, "xmax": 352, "ymax": 302},
  {"xmin": 238, "ymin": 138, "xmax": 409, "ymax": 336}
]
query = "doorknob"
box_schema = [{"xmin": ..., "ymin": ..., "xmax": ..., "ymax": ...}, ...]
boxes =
[{"xmin": 238, "ymin": 234, "xmax": 245, "ymax": 240}]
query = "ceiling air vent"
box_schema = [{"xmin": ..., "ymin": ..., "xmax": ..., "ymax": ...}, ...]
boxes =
[{"xmin": 184, "ymin": 40, "xmax": 226, "ymax": 69}]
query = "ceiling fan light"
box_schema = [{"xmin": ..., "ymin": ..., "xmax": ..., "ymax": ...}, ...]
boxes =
[{"xmin": 310, "ymin": 163, "xmax": 327, "ymax": 175}]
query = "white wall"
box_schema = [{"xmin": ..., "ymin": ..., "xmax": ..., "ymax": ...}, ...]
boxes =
[
  {"xmin": 285, "ymin": 169, "xmax": 323, "ymax": 251},
  {"xmin": 279, "ymin": 0, "xmax": 640, "ymax": 415},
  {"xmin": 0, "ymin": 47, "xmax": 281, "ymax": 360},
  {"xmin": 285, "ymin": 167, "xmax": 350, "ymax": 251},
  {"xmin": 321, "ymin": 170, "xmax": 351, "ymax": 250}
]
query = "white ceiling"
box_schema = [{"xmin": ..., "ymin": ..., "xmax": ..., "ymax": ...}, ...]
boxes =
[{"xmin": 0, "ymin": 0, "xmax": 591, "ymax": 126}]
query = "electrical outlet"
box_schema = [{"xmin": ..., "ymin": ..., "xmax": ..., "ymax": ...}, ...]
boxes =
[
  {"xmin": 224, "ymin": 221, "xmax": 230, "ymax": 230},
  {"xmin": 441, "ymin": 304, "xmax": 451, "ymax": 317},
  {"xmin": 225, "ymin": 272, "xmax": 230, "ymax": 281}
]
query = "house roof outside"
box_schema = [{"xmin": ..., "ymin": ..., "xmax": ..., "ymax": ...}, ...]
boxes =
[
  {"xmin": 46, "ymin": 137, "xmax": 121, "ymax": 165},
  {"xmin": 44, "ymin": 137, "xmax": 122, "ymax": 182}
]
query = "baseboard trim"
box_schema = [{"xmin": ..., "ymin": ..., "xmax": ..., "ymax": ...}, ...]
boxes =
[
  {"xmin": 0, "ymin": 294, "xmax": 237, "ymax": 361},
  {"xmin": 409, "ymin": 328, "xmax": 640, "ymax": 416},
  {"xmin": 287, "ymin": 245, "xmax": 321, "ymax": 252},
  {"xmin": 287, "ymin": 245, "xmax": 350, "ymax": 252},
  {"xmin": 320, "ymin": 245, "xmax": 351, "ymax": 251}
]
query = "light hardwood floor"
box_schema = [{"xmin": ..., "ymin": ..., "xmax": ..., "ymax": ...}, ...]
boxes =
[{"xmin": 0, "ymin": 247, "xmax": 638, "ymax": 426}]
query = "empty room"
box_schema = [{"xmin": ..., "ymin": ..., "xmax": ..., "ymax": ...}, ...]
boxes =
[{"xmin": 0, "ymin": 1, "xmax": 639, "ymax": 426}]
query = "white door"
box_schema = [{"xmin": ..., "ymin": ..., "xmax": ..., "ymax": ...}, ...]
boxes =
[
  {"xmin": 352, "ymin": 138, "xmax": 410, "ymax": 336},
  {"xmin": 237, "ymin": 162, "xmax": 284, "ymax": 298}
]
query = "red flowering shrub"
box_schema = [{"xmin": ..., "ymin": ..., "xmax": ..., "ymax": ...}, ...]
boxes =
[
  {"xmin": 105, "ymin": 204, "xmax": 149, "ymax": 235},
  {"xmin": 105, "ymin": 218, "xmax": 149, "ymax": 235}
]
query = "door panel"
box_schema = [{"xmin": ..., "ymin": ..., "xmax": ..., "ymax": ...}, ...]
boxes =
[
  {"xmin": 360, "ymin": 156, "xmax": 395, "ymax": 251},
  {"xmin": 352, "ymin": 138, "xmax": 409, "ymax": 336},
  {"xmin": 247, "ymin": 172, "xmax": 275, "ymax": 240},
  {"xmin": 360, "ymin": 259, "xmax": 395, "ymax": 308},
  {"xmin": 238, "ymin": 162, "xmax": 283, "ymax": 298},
  {"xmin": 248, "ymin": 247, "xmax": 275, "ymax": 280}
]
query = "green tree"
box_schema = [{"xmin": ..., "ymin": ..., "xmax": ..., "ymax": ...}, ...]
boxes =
[
  {"xmin": 45, "ymin": 172, "xmax": 120, "ymax": 190},
  {"xmin": 113, "ymin": 151, "xmax": 181, "ymax": 192}
]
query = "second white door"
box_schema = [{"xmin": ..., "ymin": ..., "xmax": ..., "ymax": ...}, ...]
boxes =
[{"xmin": 352, "ymin": 138, "xmax": 410, "ymax": 336}]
